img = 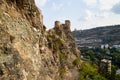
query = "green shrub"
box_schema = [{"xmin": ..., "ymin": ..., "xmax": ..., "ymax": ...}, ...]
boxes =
[
  {"xmin": 59, "ymin": 66, "xmax": 66, "ymax": 78},
  {"xmin": 47, "ymin": 33, "xmax": 65, "ymax": 51},
  {"xmin": 73, "ymin": 58, "xmax": 81, "ymax": 66},
  {"xmin": 59, "ymin": 53, "xmax": 67, "ymax": 61},
  {"xmin": 78, "ymin": 62, "xmax": 107, "ymax": 80}
]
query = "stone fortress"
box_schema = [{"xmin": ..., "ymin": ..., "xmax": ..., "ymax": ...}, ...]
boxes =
[{"xmin": 54, "ymin": 20, "xmax": 71, "ymax": 30}]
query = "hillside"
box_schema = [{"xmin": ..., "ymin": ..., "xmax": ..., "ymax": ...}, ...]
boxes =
[
  {"xmin": 0, "ymin": 0, "xmax": 81, "ymax": 80},
  {"xmin": 73, "ymin": 25, "xmax": 120, "ymax": 47}
]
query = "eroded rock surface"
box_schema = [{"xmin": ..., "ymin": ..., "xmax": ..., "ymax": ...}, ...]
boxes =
[{"xmin": 0, "ymin": 0, "xmax": 81, "ymax": 80}]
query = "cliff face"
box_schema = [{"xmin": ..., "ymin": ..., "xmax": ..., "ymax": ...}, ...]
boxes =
[{"xmin": 0, "ymin": 0, "xmax": 81, "ymax": 80}]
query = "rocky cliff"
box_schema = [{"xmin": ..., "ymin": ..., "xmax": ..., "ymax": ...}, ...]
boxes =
[{"xmin": 0, "ymin": 0, "xmax": 81, "ymax": 80}]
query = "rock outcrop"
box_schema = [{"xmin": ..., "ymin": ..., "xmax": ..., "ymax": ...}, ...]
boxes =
[{"xmin": 0, "ymin": 0, "xmax": 81, "ymax": 80}]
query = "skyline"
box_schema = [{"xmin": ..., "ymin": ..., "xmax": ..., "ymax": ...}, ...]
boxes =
[{"xmin": 35, "ymin": 0, "xmax": 120, "ymax": 30}]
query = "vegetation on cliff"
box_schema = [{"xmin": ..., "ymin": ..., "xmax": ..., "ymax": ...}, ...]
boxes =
[{"xmin": 0, "ymin": 0, "xmax": 81, "ymax": 80}]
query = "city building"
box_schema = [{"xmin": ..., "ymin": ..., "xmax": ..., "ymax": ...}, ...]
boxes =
[{"xmin": 99, "ymin": 59, "xmax": 111, "ymax": 76}]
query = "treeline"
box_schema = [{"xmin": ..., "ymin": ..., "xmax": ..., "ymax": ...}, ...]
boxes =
[{"xmin": 80, "ymin": 47, "xmax": 120, "ymax": 80}]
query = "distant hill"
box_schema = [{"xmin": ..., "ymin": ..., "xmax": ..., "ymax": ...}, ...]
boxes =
[{"xmin": 73, "ymin": 25, "xmax": 120, "ymax": 47}]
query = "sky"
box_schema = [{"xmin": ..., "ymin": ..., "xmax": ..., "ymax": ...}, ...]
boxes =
[{"xmin": 35, "ymin": 0, "xmax": 120, "ymax": 30}]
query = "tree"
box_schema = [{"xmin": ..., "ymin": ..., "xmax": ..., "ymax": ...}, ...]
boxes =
[{"xmin": 78, "ymin": 62, "xmax": 107, "ymax": 80}]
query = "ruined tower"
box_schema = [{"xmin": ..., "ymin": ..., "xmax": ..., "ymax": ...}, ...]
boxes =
[
  {"xmin": 65, "ymin": 20, "xmax": 71, "ymax": 30},
  {"xmin": 55, "ymin": 21, "xmax": 61, "ymax": 28}
]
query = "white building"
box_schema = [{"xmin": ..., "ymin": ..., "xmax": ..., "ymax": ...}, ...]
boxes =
[
  {"xmin": 112, "ymin": 45, "xmax": 120, "ymax": 48},
  {"xmin": 101, "ymin": 44, "xmax": 109, "ymax": 49},
  {"xmin": 116, "ymin": 69, "xmax": 120, "ymax": 75}
]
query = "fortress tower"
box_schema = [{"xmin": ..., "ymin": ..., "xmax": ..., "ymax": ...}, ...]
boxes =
[
  {"xmin": 65, "ymin": 20, "xmax": 71, "ymax": 30},
  {"xmin": 55, "ymin": 21, "xmax": 61, "ymax": 28}
]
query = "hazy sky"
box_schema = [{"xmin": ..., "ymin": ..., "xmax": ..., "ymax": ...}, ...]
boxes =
[{"xmin": 35, "ymin": 0, "xmax": 120, "ymax": 30}]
